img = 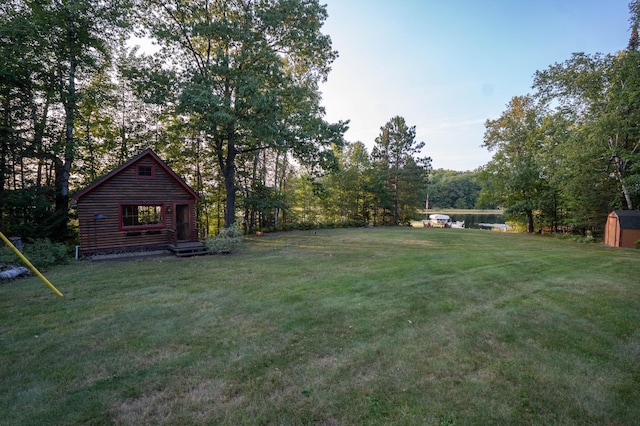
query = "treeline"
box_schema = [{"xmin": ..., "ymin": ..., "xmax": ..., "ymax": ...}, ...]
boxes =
[
  {"xmin": 260, "ymin": 116, "xmax": 430, "ymax": 230},
  {"xmin": 0, "ymin": 0, "xmax": 430, "ymax": 242},
  {"xmin": 478, "ymin": 3, "xmax": 640, "ymax": 235},
  {"xmin": 5, "ymin": 1, "xmax": 640, "ymax": 243},
  {"xmin": 426, "ymin": 169, "xmax": 483, "ymax": 210}
]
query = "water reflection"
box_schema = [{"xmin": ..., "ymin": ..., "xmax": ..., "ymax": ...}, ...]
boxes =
[
  {"xmin": 448, "ymin": 213, "xmax": 504, "ymax": 229},
  {"xmin": 417, "ymin": 212, "xmax": 505, "ymax": 229}
]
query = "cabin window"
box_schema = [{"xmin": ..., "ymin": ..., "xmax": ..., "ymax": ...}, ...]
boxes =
[
  {"xmin": 137, "ymin": 165, "xmax": 154, "ymax": 178},
  {"xmin": 121, "ymin": 204, "xmax": 164, "ymax": 229}
]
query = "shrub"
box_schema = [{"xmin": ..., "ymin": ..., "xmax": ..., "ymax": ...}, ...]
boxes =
[
  {"xmin": 205, "ymin": 223, "xmax": 244, "ymax": 254},
  {"xmin": 554, "ymin": 233, "xmax": 600, "ymax": 244},
  {"xmin": 0, "ymin": 238, "xmax": 69, "ymax": 269},
  {"xmin": 255, "ymin": 220, "xmax": 368, "ymax": 234}
]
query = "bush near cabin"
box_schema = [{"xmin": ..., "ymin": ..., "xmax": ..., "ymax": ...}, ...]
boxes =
[{"xmin": 205, "ymin": 223, "xmax": 244, "ymax": 254}]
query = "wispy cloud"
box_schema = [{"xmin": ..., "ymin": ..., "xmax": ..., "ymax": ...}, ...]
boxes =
[
  {"xmin": 437, "ymin": 118, "xmax": 486, "ymax": 129},
  {"xmin": 415, "ymin": 117, "xmax": 487, "ymax": 140}
]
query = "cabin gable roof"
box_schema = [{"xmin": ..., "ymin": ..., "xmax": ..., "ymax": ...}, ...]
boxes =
[
  {"xmin": 71, "ymin": 148, "xmax": 199, "ymax": 201},
  {"xmin": 612, "ymin": 210, "xmax": 640, "ymax": 229}
]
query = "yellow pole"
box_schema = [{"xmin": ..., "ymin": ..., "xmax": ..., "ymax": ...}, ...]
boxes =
[{"xmin": 0, "ymin": 232, "xmax": 63, "ymax": 297}]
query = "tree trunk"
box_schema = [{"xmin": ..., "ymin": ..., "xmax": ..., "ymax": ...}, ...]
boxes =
[
  {"xmin": 223, "ymin": 166, "xmax": 236, "ymax": 227},
  {"xmin": 223, "ymin": 128, "xmax": 237, "ymax": 228},
  {"xmin": 55, "ymin": 0, "xmax": 79, "ymax": 240},
  {"xmin": 393, "ymin": 172, "xmax": 399, "ymax": 225},
  {"xmin": 273, "ymin": 151, "xmax": 280, "ymax": 228},
  {"xmin": 0, "ymin": 98, "xmax": 8, "ymax": 224},
  {"xmin": 612, "ymin": 151, "xmax": 634, "ymax": 210},
  {"xmin": 526, "ymin": 209, "xmax": 534, "ymax": 233},
  {"xmin": 623, "ymin": 188, "xmax": 633, "ymax": 209}
]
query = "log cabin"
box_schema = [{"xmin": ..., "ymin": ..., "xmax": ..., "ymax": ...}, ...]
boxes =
[{"xmin": 72, "ymin": 149, "xmax": 208, "ymax": 257}]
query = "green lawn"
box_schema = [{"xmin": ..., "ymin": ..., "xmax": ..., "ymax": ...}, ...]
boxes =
[{"xmin": 2, "ymin": 228, "xmax": 639, "ymax": 425}]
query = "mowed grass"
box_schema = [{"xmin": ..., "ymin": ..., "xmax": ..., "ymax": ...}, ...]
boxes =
[{"xmin": 1, "ymin": 228, "xmax": 640, "ymax": 425}]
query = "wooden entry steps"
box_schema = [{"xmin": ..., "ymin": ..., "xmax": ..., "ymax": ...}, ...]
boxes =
[{"xmin": 168, "ymin": 242, "xmax": 210, "ymax": 257}]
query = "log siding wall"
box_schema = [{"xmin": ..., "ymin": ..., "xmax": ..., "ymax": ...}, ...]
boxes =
[{"xmin": 75, "ymin": 156, "xmax": 198, "ymax": 256}]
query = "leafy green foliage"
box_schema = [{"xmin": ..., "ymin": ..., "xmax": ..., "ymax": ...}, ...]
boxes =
[
  {"xmin": 480, "ymin": 7, "xmax": 640, "ymax": 234},
  {"xmin": 0, "ymin": 187, "xmax": 62, "ymax": 239},
  {"xmin": 428, "ymin": 169, "xmax": 482, "ymax": 209},
  {"xmin": 204, "ymin": 222, "xmax": 244, "ymax": 254},
  {"xmin": 259, "ymin": 219, "xmax": 367, "ymax": 233},
  {"xmin": 9, "ymin": 0, "xmax": 640, "ymax": 240},
  {"xmin": 480, "ymin": 95, "xmax": 556, "ymax": 233},
  {"xmin": 530, "ymin": 50, "xmax": 640, "ymax": 230},
  {"xmin": 0, "ymin": 238, "xmax": 69, "ymax": 269},
  {"xmin": 141, "ymin": 0, "xmax": 347, "ymax": 228},
  {"xmin": 1, "ymin": 0, "xmax": 133, "ymax": 241},
  {"xmin": 371, "ymin": 116, "xmax": 431, "ymax": 225}
]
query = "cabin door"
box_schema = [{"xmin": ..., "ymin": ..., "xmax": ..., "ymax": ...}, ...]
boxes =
[{"xmin": 175, "ymin": 204, "xmax": 191, "ymax": 242}]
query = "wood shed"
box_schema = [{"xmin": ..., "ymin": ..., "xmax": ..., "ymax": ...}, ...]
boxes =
[
  {"xmin": 72, "ymin": 149, "xmax": 207, "ymax": 257},
  {"xmin": 603, "ymin": 210, "xmax": 640, "ymax": 248}
]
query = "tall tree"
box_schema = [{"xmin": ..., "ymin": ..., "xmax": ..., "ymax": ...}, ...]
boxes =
[
  {"xmin": 0, "ymin": 3, "xmax": 61, "ymax": 237},
  {"xmin": 1, "ymin": 0, "xmax": 131, "ymax": 240},
  {"xmin": 371, "ymin": 116, "xmax": 430, "ymax": 225},
  {"xmin": 341, "ymin": 141, "xmax": 374, "ymax": 222},
  {"xmin": 49, "ymin": 0, "xmax": 131, "ymax": 238},
  {"xmin": 481, "ymin": 96, "xmax": 550, "ymax": 233},
  {"xmin": 629, "ymin": 0, "xmax": 640, "ymax": 51},
  {"xmin": 140, "ymin": 0, "xmax": 347, "ymax": 228},
  {"xmin": 319, "ymin": 141, "xmax": 372, "ymax": 223},
  {"xmin": 534, "ymin": 50, "xmax": 640, "ymax": 213}
]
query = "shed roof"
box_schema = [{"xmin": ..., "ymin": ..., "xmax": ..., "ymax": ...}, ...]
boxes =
[
  {"xmin": 612, "ymin": 210, "xmax": 640, "ymax": 229},
  {"xmin": 71, "ymin": 148, "xmax": 199, "ymax": 201}
]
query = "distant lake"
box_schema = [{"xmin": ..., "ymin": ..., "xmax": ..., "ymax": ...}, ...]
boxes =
[
  {"xmin": 448, "ymin": 212, "xmax": 504, "ymax": 229},
  {"xmin": 417, "ymin": 211, "xmax": 505, "ymax": 229}
]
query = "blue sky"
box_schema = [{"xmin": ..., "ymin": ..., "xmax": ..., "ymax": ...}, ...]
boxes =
[{"xmin": 319, "ymin": 1, "xmax": 632, "ymax": 171}]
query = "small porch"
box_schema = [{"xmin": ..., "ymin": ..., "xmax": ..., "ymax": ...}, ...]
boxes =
[{"xmin": 168, "ymin": 241, "xmax": 210, "ymax": 257}]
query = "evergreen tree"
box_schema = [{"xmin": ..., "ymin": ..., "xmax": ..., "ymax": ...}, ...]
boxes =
[{"xmin": 371, "ymin": 116, "xmax": 430, "ymax": 225}]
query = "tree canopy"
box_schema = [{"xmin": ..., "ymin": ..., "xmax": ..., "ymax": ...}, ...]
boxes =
[
  {"xmin": 138, "ymin": 0, "xmax": 347, "ymax": 228},
  {"xmin": 7, "ymin": 0, "xmax": 640, "ymax": 240},
  {"xmin": 479, "ymin": 1, "xmax": 640, "ymax": 234},
  {"xmin": 371, "ymin": 116, "xmax": 430, "ymax": 225},
  {"xmin": 0, "ymin": 0, "xmax": 353, "ymax": 238}
]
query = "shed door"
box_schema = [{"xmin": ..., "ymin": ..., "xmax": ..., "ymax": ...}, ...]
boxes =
[
  {"xmin": 606, "ymin": 215, "xmax": 620, "ymax": 247},
  {"xmin": 176, "ymin": 204, "xmax": 191, "ymax": 241}
]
